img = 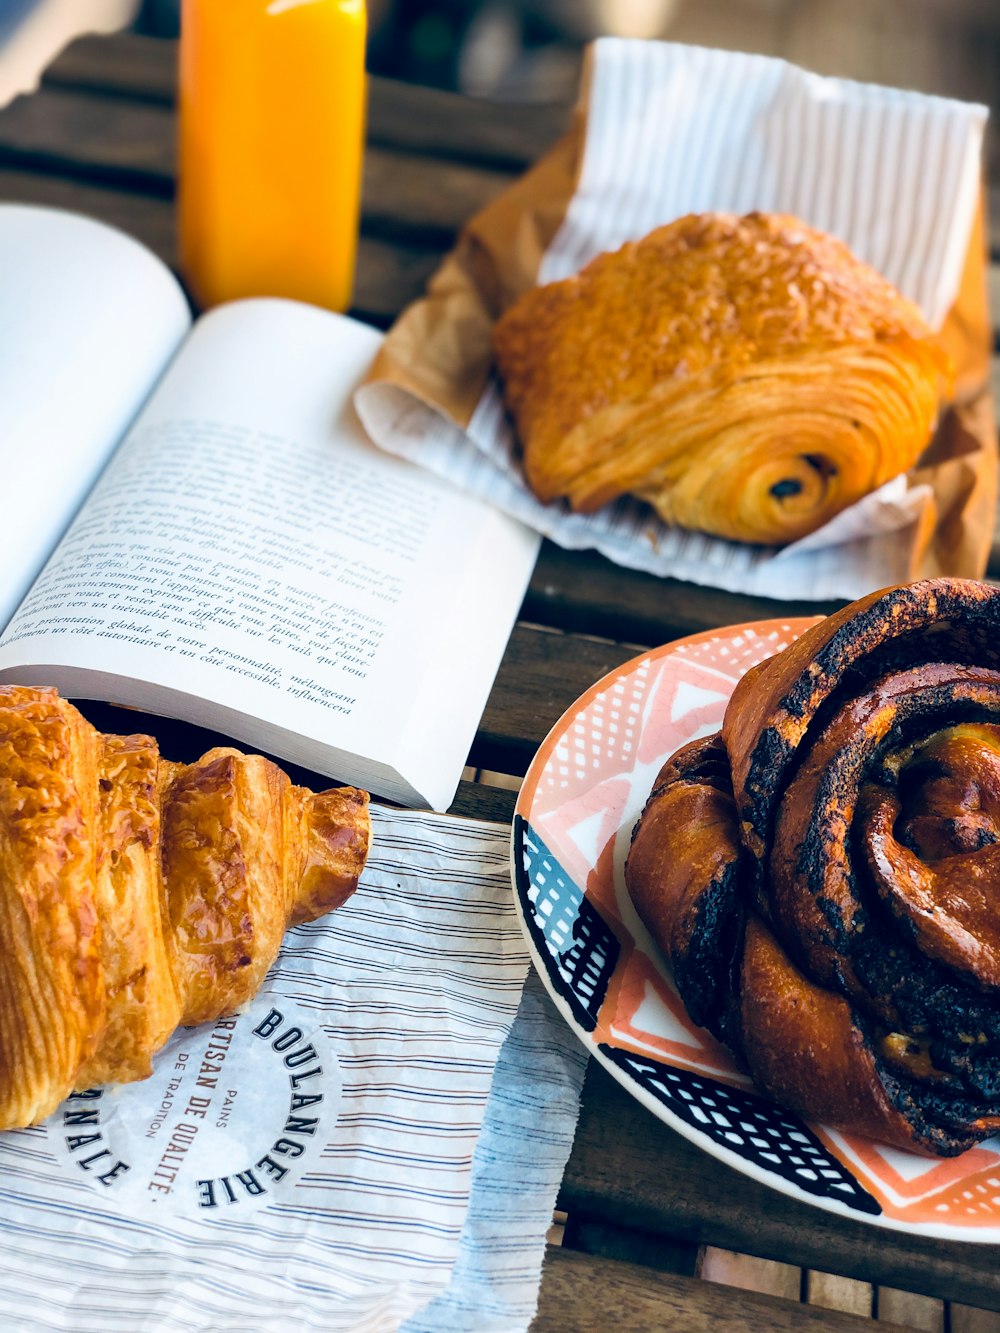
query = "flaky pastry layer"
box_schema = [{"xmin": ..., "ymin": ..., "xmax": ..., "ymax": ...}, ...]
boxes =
[
  {"xmin": 493, "ymin": 212, "xmax": 952, "ymax": 544},
  {"xmin": 0, "ymin": 685, "xmax": 370, "ymax": 1128}
]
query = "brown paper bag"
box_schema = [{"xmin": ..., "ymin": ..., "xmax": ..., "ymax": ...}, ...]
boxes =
[
  {"xmin": 367, "ymin": 56, "xmax": 996, "ymax": 585},
  {"xmin": 366, "ymin": 117, "xmax": 585, "ymax": 426}
]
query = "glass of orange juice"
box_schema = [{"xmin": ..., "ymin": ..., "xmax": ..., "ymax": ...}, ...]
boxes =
[{"xmin": 178, "ymin": 0, "xmax": 367, "ymax": 313}]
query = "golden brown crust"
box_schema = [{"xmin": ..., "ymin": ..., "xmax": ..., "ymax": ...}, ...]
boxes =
[
  {"xmin": 625, "ymin": 735, "xmax": 746, "ymax": 1044},
  {"xmin": 627, "ymin": 579, "xmax": 1000, "ymax": 1155},
  {"xmin": 0, "ymin": 686, "xmax": 370, "ymax": 1129},
  {"xmin": 77, "ymin": 732, "xmax": 179, "ymax": 1087},
  {"xmin": 737, "ymin": 916, "xmax": 933, "ymax": 1148},
  {"xmin": 0, "ymin": 687, "xmax": 102, "ymax": 1127},
  {"xmin": 162, "ymin": 749, "xmax": 284, "ymax": 1026},
  {"xmin": 293, "ymin": 785, "xmax": 373, "ymax": 927},
  {"xmin": 723, "ymin": 577, "xmax": 1000, "ymax": 864},
  {"xmin": 492, "ymin": 212, "xmax": 952, "ymax": 544}
]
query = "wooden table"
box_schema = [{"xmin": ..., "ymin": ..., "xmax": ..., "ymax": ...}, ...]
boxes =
[{"xmin": 2, "ymin": 31, "xmax": 999, "ymax": 1332}]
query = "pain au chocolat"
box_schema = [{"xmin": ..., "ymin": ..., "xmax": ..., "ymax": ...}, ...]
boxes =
[
  {"xmin": 0, "ymin": 685, "xmax": 370, "ymax": 1130},
  {"xmin": 492, "ymin": 212, "xmax": 952, "ymax": 545},
  {"xmin": 625, "ymin": 579, "xmax": 1000, "ymax": 1155}
]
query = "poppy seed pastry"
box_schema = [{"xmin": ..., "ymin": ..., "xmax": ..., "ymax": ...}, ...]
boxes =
[
  {"xmin": 0, "ymin": 685, "xmax": 370, "ymax": 1130},
  {"xmin": 492, "ymin": 212, "xmax": 952, "ymax": 545},
  {"xmin": 625, "ymin": 579, "xmax": 1000, "ymax": 1155}
]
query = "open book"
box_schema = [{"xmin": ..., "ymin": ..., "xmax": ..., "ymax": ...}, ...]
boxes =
[{"xmin": 0, "ymin": 205, "xmax": 540, "ymax": 811}]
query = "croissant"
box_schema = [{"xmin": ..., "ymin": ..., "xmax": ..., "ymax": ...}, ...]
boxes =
[
  {"xmin": 625, "ymin": 579, "xmax": 1000, "ymax": 1155},
  {"xmin": 492, "ymin": 212, "xmax": 952, "ymax": 545},
  {"xmin": 0, "ymin": 684, "xmax": 370, "ymax": 1130}
]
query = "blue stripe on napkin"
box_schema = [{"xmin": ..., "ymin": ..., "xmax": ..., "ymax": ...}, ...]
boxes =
[{"xmin": 402, "ymin": 968, "xmax": 588, "ymax": 1333}]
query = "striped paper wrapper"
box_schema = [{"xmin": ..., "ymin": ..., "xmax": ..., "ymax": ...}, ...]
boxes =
[
  {"xmin": 358, "ymin": 38, "xmax": 991, "ymax": 603},
  {"xmin": 0, "ymin": 806, "xmax": 576, "ymax": 1333}
]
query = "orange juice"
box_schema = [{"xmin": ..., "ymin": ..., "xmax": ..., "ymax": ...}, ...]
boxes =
[{"xmin": 178, "ymin": 0, "xmax": 366, "ymax": 312}]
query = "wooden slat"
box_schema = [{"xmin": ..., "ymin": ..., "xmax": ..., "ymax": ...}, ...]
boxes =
[
  {"xmin": 445, "ymin": 780, "xmax": 517, "ymax": 825},
  {"xmin": 475, "ymin": 770, "xmax": 522, "ymax": 793},
  {"xmin": 558, "ymin": 1063, "xmax": 1000, "ymax": 1313},
  {"xmin": 41, "ymin": 31, "xmax": 571, "ymax": 171},
  {"xmin": 361, "ymin": 145, "xmax": 512, "ymax": 243},
  {"xmin": 0, "ymin": 84, "xmax": 515, "ymax": 243},
  {"xmin": 0, "ymin": 166, "xmax": 441, "ymax": 326},
  {"xmin": 805, "ymin": 1271, "xmax": 873, "ymax": 1318},
  {"xmin": 532, "ymin": 1246, "xmax": 913, "ymax": 1333},
  {"xmin": 0, "ymin": 86, "xmax": 173, "ymax": 189},
  {"xmin": 473, "ymin": 623, "xmax": 637, "ymax": 775},
  {"xmin": 43, "ymin": 30, "xmax": 176, "ymax": 103},
  {"xmin": 344, "ymin": 236, "xmax": 443, "ymax": 328},
  {"xmin": 0, "ymin": 165, "xmax": 176, "ymax": 263},
  {"xmin": 877, "ymin": 1287, "xmax": 945, "ymax": 1331},
  {"xmin": 364, "ymin": 73, "xmax": 569, "ymax": 172},
  {"xmin": 527, "ymin": 541, "xmax": 838, "ymax": 645},
  {"xmin": 564, "ymin": 1215, "xmax": 699, "ymax": 1276},
  {"xmin": 697, "ymin": 1247, "xmax": 801, "ymax": 1302},
  {"xmin": 951, "ymin": 1307, "xmax": 1000, "ymax": 1333}
]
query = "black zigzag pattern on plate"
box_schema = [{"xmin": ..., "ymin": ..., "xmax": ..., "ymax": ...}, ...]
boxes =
[
  {"xmin": 513, "ymin": 814, "xmax": 618, "ymax": 1032},
  {"xmin": 600, "ymin": 1044, "xmax": 882, "ymax": 1216}
]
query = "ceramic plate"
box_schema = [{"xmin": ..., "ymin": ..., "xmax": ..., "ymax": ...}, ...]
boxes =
[{"xmin": 511, "ymin": 618, "xmax": 1000, "ymax": 1241}]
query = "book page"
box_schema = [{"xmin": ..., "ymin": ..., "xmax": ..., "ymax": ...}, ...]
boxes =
[
  {"xmin": 0, "ymin": 299, "xmax": 539, "ymax": 809},
  {"xmin": 0, "ymin": 205, "xmax": 192, "ymax": 627}
]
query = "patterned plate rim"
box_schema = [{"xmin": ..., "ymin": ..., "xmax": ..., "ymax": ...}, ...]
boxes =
[{"xmin": 510, "ymin": 619, "xmax": 1000, "ymax": 1244}]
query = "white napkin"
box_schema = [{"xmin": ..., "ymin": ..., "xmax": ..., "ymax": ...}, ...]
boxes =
[
  {"xmin": 0, "ymin": 807, "xmax": 584, "ymax": 1332},
  {"xmin": 401, "ymin": 969, "xmax": 587, "ymax": 1333},
  {"xmin": 357, "ymin": 38, "xmax": 987, "ymax": 603}
]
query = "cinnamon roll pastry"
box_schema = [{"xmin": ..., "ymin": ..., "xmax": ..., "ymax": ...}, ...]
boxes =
[
  {"xmin": 0, "ymin": 685, "xmax": 370, "ymax": 1130},
  {"xmin": 626, "ymin": 579, "xmax": 1000, "ymax": 1154},
  {"xmin": 492, "ymin": 212, "xmax": 952, "ymax": 545}
]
